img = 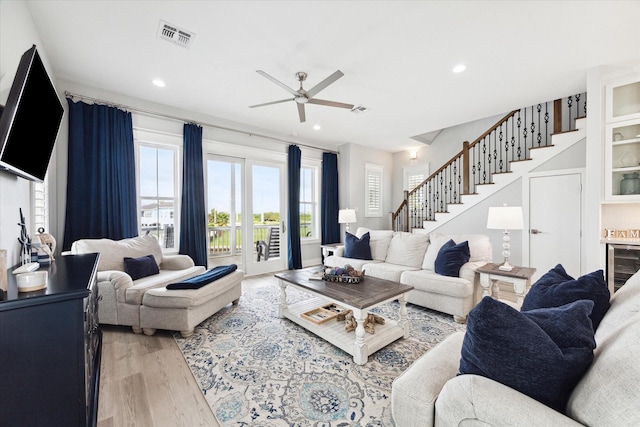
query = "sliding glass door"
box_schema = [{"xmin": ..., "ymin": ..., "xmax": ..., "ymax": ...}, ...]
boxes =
[
  {"xmin": 206, "ymin": 155, "xmax": 286, "ymax": 275},
  {"xmin": 248, "ymin": 161, "xmax": 286, "ymax": 274},
  {"xmin": 206, "ymin": 156, "xmax": 244, "ymax": 270}
]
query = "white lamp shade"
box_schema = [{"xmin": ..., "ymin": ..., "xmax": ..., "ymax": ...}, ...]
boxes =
[
  {"xmin": 338, "ymin": 209, "xmax": 357, "ymax": 224},
  {"xmin": 487, "ymin": 206, "xmax": 524, "ymax": 230}
]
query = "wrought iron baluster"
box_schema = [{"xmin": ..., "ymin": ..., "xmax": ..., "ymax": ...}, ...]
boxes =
[
  {"xmin": 517, "ymin": 111, "xmax": 522, "ymax": 160},
  {"xmin": 567, "ymin": 95, "xmax": 573, "ymax": 130},
  {"xmin": 544, "ymin": 102, "xmax": 549, "ymax": 146},
  {"xmin": 482, "ymin": 137, "xmax": 487, "ymax": 184}
]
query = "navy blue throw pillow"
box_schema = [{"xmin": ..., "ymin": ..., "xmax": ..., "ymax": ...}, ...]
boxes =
[
  {"xmin": 459, "ymin": 297, "xmax": 596, "ymax": 413},
  {"xmin": 521, "ymin": 264, "xmax": 610, "ymax": 329},
  {"xmin": 344, "ymin": 232, "xmax": 372, "ymax": 260},
  {"xmin": 123, "ymin": 254, "xmax": 160, "ymax": 281},
  {"xmin": 167, "ymin": 264, "xmax": 238, "ymax": 290},
  {"xmin": 434, "ymin": 239, "xmax": 470, "ymax": 277}
]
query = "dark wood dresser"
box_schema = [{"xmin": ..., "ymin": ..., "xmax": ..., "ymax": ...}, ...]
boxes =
[{"xmin": 0, "ymin": 253, "xmax": 101, "ymax": 426}]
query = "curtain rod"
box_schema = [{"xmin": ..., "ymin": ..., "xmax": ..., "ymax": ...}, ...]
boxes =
[{"xmin": 64, "ymin": 91, "xmax": 340, "ymax": 155}]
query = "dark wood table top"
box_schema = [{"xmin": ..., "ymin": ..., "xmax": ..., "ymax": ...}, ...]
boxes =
[
  {"xmin": 275, "ymin": 268, "xmax": 414, "ymax": 309},
  {"xmin": 477, "ymin": 262, "xmax": 536, "ymax": 280}
]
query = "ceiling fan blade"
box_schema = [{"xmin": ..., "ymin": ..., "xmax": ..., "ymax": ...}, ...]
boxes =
[
  {"xmin": 305, "ymin": 70, "xmax": 344, "ymax": 99},
  {"xmin": 256, "ymin": 70, "xmax": 298, "ymax": 97},
  {"xmin": 249, "ymin": 98, "xmax": 293, "ymax": 108},
  {"xmin": 297, "ymin": 103, "xmax": 306, "ymax": 123},
  {"xmin": 307, "ymin": 98, "xmax": 354, "ymax": 109}
]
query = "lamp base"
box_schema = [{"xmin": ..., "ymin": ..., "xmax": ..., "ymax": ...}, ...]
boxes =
[{"xmin": 498, "ymin": 260, "xmax": 515, "ymax": 271}]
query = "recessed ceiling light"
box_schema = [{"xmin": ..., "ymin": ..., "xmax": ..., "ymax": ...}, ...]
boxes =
[
  {"xmin": 453, "ymin": 64, "xmax": 466, "ymax": 73},
  {"xmin": 313, "ymin": 124, "xmax": 321, "ymax": 131},
  {"xmin": 152, "ymin": 79, "xmax": 166, "ymax": 87}
]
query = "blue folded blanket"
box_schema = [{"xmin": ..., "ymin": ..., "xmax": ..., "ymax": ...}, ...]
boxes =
[{"xmin": 167, "ymin": 264, "xmax": 238, "ymax": 290}]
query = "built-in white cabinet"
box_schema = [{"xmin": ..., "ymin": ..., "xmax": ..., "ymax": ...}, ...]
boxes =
[{"xmin": 604, "ymin": 75, "xmax": 640, "ymax": 200}]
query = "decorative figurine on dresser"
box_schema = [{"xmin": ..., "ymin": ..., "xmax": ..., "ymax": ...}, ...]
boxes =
[{"xmin": 0, "ymin": 253, "xmax": 102, "ymax": 426}]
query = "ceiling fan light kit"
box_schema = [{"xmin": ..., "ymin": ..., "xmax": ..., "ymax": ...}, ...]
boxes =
[{"xmin": 250, "ymin": 70, "xmax": 355, "ymax": 123}]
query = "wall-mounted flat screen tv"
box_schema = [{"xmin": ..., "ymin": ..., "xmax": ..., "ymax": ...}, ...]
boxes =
[{"xmin": 0, "ymin": 44, "xmax": 64, "ymax": 182}]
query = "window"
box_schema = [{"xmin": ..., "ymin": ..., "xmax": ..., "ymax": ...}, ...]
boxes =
[
  {"xmin": 300, "ymin": 165, "xmax": 319, "ymax": 239},
  {"xmin": 403, "ymin": 163, "xmax": 429, "ymax": 211},
  {"xmin": 365, "ymin": 163, "xmax": 383, "ymax": 217},
  {"xmin": 138, "ymin": 143, "xmax": 179, "ymax": 252}
]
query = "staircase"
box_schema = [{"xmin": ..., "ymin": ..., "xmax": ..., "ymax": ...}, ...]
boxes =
[{"xmin": 392, "ymin": 94, "xmax": 587, "ymax": 233}]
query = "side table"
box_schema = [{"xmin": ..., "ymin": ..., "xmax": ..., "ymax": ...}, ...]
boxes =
[
  {"xmin": 477, "ymin": 263, "xmax": 537, "ymax": 308},
  {"xmin": 320, "ymin": 244, "xmax": 341, "ymax": 260}
]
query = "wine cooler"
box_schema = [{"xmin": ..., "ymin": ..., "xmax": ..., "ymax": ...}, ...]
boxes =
[{"xmin": 607, "ymin": 243, "xmax": 640, "ymax": 293}]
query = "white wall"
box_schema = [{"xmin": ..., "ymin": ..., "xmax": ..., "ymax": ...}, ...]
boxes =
[
  {"xmin": 0, "ymin": 1, "xmax": 57, "ymax": 266},
  {"xmin": 338, "ymin": 142, "xmax": 393, "ymax": 234}
]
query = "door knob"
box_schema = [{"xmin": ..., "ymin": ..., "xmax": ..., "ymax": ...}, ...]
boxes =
[{"xmin": 531, "ymin": 229, "xmax": 542, "ymax": 234}]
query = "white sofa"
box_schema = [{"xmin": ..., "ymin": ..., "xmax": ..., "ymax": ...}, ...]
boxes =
[
  {"xmin": 324, "ymin": 228, "xmax": 492, "ymax": 322},
  {"xmin": 70, "ymin": 234, "xmax": 243, "ymax": 336},
  {"xmin": 391, "ymin": 270, "xmax": 640, "ymax": 426}
]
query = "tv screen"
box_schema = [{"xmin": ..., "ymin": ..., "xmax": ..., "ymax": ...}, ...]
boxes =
[{"xmin": 0, "ymin": 44, "xmax": 64, "ymax": 182}]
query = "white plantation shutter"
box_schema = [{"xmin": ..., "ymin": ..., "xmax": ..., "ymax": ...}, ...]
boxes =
[{"xmin": 365, "ymin": 163, "xmax": 383, "ymax": 217}]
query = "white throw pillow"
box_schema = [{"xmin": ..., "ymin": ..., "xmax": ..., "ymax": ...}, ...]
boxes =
[
  {"xmin": 385, "ymin": 232, "xmax": 429, "ymax": 268},
  {"xmin": 422, "ymin": 233, "xmax": 450, "ymax": 271},
  {"xmin": 353, "ymin": 227, "xmax": 393, "ymax": 261}
]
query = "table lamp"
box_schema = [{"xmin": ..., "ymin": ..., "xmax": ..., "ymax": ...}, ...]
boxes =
[
  {"xmin": 487, "ymin": 205, "xmax": 523, "ymax": 271},
  {"xmin": 338, "ymin": 209, "xmax": 357, "ymax": 232}
]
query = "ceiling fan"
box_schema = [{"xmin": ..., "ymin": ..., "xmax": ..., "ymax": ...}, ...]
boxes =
[{"xmin": 249, "ymin": 70, "xmax": 354, "ymax": 123}]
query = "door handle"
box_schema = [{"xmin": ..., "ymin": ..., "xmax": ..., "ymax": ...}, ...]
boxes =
[
  {"xmin": 531, "ymin": 229, "xmax": 542, "ymax": 234},
  {"xmin": 282, "ymin": 221, "xmax": 286, "ymax": 233}
]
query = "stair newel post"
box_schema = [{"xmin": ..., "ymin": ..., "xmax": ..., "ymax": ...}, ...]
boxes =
[
  {"xmin": 403, "ymin": 190, "xmax": 410, "ymax": 231},
  {"xmin": 462, "ymin": 141, "xmax": 470, "ymax": 195}
]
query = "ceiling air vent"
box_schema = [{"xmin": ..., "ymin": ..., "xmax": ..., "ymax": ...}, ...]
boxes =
[
  {"xmin": 351, "ymin": 105, "xmax": 368, "ymax": 114},
  {"xmin": 157, "ymin": 20, "xmax": 195, "ymax": 49}
]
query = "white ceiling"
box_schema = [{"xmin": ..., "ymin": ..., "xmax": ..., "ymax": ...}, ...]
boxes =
[{"xmin": 25, "ymin": 0, "xmax": 640, "ymax": 153}]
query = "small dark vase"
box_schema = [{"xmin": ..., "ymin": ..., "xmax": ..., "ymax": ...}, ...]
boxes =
[{"xmin": 620, "ymin": 172, "xmax": 640, "ymax": 195}]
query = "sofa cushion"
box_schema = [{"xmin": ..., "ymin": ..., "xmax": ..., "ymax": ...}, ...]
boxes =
[
  {"xmin": 567, "ymin": 311, "xmax": 640, "ymax": 425},
  {"xmin": 123, "ymin": 254, "xmax": 160, "ymax": 281},
  {"xmin": 344, "ymin": 231, "xmax": 373, "ymax": 260},
  {"xmin": 595, "ymin": 270, "xmax": 640, "ymax": 343},
  {"xmin": 124, "ymin": 266, "xmax": 205, "ymax": 304},
  {"xmin": 435, "ymin": 240, "xmax": 470, "ymax": 277},
  {"xmin": 385, "ymin": 232, "xmax": 429, "ymax": 268},
  {"xmin": 521, "ymin": 264, "xmax": 610, "ymax": 329},
  {"xmin": 72, "ymin": 234, "xmax": 163, "ymax": 272},
  {"xmin": 167, "ymin": 264, "xmax": 238, "ymax": 289},
  {"xmin": 400, "ymin": 269, "xmax": 473, "ymax": 299},
  {"xmin": 363, "ymin": 262, "xmax": 420, "ymax": 282},
  {"xmin": 354, "ymin": 227, "xmax": 394, "ymax": 261},
  {"xmin": 459, "ymin": 297, "xmax": 596, "ymax": 413}
]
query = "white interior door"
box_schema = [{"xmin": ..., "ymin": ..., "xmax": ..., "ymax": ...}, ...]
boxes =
[{"xmin": 527, "ymin": 171, "xmax": 583, "ymax": 281}]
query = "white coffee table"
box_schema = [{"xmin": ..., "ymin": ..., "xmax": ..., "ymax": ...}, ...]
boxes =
[{"xmin": 275, "ymin": 268, "xmax": 414, "ymax": 365}]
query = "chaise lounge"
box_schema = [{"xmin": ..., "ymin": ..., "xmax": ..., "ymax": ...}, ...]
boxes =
[{"xmin": 70, "ymin": 234, "xmax": 243, "ymax": 337}]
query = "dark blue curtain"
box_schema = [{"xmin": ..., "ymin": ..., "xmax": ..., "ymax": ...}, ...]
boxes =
[
  {"xmin": 179, "ymin": 123, "xmax": 207, "ymax": 267},
  {"xmin": 287, "ymin": 145, "xmax": 302, "ymax": 269},
  {"xmin": 321, "ymin": 152, "xmax": 340, "ymax": 244},
  {"xmin": 63, "ymin": 100, "xmax": 137, "ymax": 251}
]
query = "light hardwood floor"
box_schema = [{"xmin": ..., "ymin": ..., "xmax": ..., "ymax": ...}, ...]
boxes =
[
  {"xmin": 97, "ymin": 324, "xmax": 220, "ymax": 426},
  {"xmin": 97, "ymin": 274, "xmax": 275, "ymax": 427}
]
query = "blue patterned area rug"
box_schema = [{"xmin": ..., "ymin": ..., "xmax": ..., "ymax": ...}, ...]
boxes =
[{"xmin": 175, "ymin": 281, "xmax": 465, "ymax": 426}]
